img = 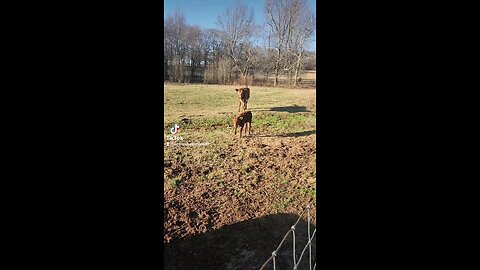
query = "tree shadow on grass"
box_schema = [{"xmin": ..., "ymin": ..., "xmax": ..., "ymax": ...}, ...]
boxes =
[
  {"xmin": 164, "ymin": 213, "xmax": 316, "ymax": 270},
  {"xmin": 256, "ymin": 130, "xmax": 316, "ymax": 138},
  {"xmin": 249, "ymin": 106, "xmax": 311, "ymax": 113},
  {"xmin": 270, "ymin": 106, "xmax": 310, "ymax": 113},
  {"xmin": 279, "ymin": 130, "xmax": 316, "ymax": 137}
]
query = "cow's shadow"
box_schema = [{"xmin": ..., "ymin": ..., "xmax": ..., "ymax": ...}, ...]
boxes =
[{"xmin": 164, "ymin": 213, "xmax": 317, "ymax": 270}]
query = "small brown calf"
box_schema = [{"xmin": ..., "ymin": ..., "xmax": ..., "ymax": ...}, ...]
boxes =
[
  {"xmin": 235, "ymin": 87, "xmax": 250, "ymax": 112},
  {"xmin": 232, "ymin": 111, "xmax": 252, "ymax": 138}
]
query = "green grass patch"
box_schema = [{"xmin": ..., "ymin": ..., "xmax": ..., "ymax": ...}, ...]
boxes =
[
  {"xmin": 169, "ymin": 177, "xmax": 182, "ymax": 188},
  {"xmin": 299, "ymin": 187, "xmax": 316, "ymax": 197}
]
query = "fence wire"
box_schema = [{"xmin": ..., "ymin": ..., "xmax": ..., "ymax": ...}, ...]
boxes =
[{"xmin": 259, "ymin": 202, "xmax": 316, "ymax": 270}]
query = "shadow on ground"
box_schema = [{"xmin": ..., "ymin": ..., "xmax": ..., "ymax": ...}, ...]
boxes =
[
  {"xmin": 270, "ymin": 106, "xmax": 310, "ymax": 113},
  {"xmin": 256, "ymin": 130, "xmax": 316, "ymax": 138},
  {"xmin": 279, "ymin": 130, "xmax": 316, "ymax": 137},
  {"xmin": 164, "ymin": 213, "xmax": 316, "ymax": 270},
  {"xmin": 249, "ymin": 106, "xmax": 311, "ymax": 113}
]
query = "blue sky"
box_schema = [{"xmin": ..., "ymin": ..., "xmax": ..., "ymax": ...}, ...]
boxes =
[{"xmin": 164, "ymin": 0, "xmax": 316, "ymax": 50}]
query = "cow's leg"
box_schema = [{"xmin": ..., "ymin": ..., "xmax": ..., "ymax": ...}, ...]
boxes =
[
  {"xmin": 244, "ymin": 100, "xmax": 248, "ymax": 110},
  {"xmin": 239, "ymin": 125, "xmax": 243, "ymax": 138},
  {"xmin": 238, "ymin": 100, "xmax": 241, "ymax": 112},
  {"xmin": 234, "ymin": 125, "xmax": 237, "ymax": 135}
]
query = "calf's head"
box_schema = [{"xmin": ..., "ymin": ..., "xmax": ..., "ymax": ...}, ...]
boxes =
[{"xmin": 232, "ymin": 115, "xmax": 243, "ymax": 127}]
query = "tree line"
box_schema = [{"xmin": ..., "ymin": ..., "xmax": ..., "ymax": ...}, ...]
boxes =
[{"xmin": 164, "ymin": 0, "xmax": 316, "ymax": 87}]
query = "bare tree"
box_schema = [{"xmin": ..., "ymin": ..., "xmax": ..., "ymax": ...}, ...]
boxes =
[
  {"xmin": 217, "ymin": 0, "xmax": 255, "ymax": 82},
  {"xmin": 202, "ymin": 29, "xmax": 224, "ymax": 83},
  {"xmin": 163, "ymin": 2, "xmax": 315, "ymax": 87},
  {"xmin": 185, "ymin": 25, "xmax": 203, "ymax": 82},
  {"xmin": 265, "ymin": 0, "xmax": 308, "ymax": 87},
  {"xmin": 164, "ymin": 9, "xmax": 189, "ymax": 82},
  {"xmin": 302, "ymin": 51, "xmax": 316, "ymax": 70},
  {"xmin": 292, "ymin": 8, "xmax": 316, "ymax": 86}
]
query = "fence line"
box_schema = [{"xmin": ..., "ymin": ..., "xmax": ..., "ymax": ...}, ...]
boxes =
[{"xmin": 259, "ymin": 202, "xmax": 316, "ymax": 270}]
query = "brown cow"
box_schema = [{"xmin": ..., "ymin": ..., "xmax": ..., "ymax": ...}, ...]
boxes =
[
  {"xmin": 235, "ymin": 86, "xmax": 250, "ymax": 112},
  {"xmin": 232, "ymin": 111, "xmax": 252, "ymax": 138}
]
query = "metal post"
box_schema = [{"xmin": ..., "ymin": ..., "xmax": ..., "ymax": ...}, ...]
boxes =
[
  {"xmin": 291, "ymin": 225, "xmax": 296, "ymax": 266},
  {"xmin": 308, "ymin": 205, "xmax": 312, "ymax": 270},
  {"xmin": 272, "ymin": 251, "xmax": 277, "ymax": 270}
]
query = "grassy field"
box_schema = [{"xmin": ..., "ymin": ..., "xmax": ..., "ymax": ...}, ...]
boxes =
[
  {"xmin": 164, "ymin": 83, "xmax": 316, "ymax": 269},
  {"xmin": 164, "ymin": 83, "xmax": 316, "ymax": 134}
]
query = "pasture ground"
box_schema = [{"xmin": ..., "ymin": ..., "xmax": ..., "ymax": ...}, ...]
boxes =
[{"xmin": 164, "ymin": 83, "xmax": 316, "ymax": 269}]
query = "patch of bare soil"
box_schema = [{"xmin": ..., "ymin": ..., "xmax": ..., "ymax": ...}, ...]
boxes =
[{"xmin": 164, "ymin": 134, "xmax": 316, "ymax": 269}]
